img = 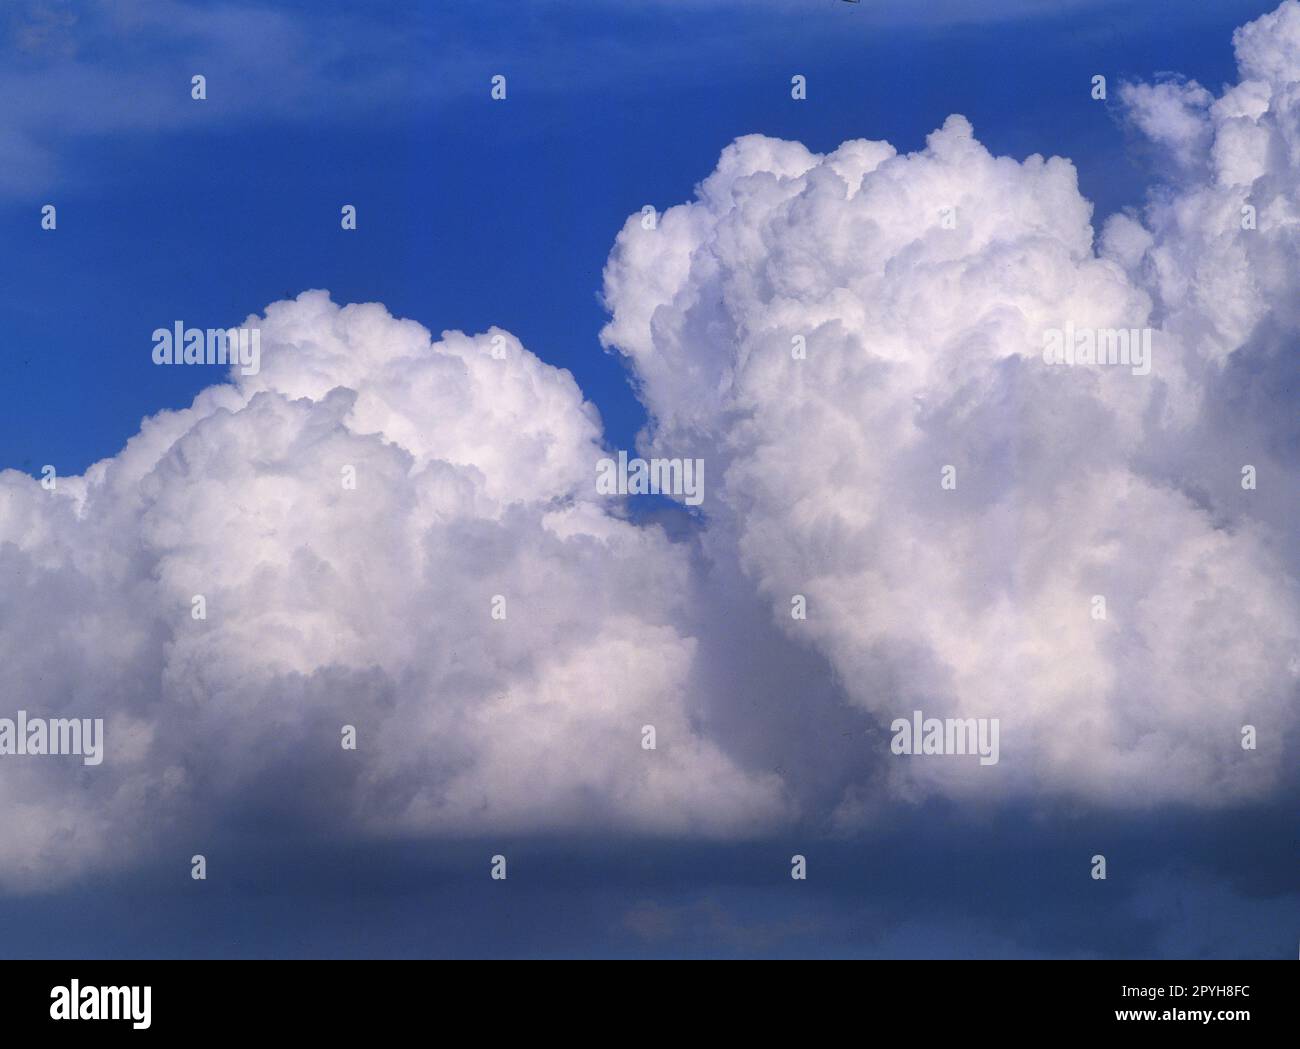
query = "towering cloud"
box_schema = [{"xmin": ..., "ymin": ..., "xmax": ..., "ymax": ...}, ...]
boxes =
[{"xmin": 600, "ymin": 2, "xmax": 1300, "ymax": 811}]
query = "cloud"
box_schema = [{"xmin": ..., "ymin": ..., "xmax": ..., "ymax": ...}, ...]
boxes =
[
  {"xmin": 1118, "ymin": 77, "xmax": 1215, "ymax": 171},
  {"xmin": 0, "ymin": 291, "xmax": 790, "ymax": 890},
  {"xmin": 3, "ymin": 1, "xmax": 1299, "ymax": 893},
  {"xmin": 600, "ymin": 3, "xmax": 1300, "ymax": 810},
  {"xmin": 0, "ymin": 0, "xmax": 1207, "ymax": 198},
  {"xmin": 0, "ymin": 0, "xmax": 474, "ymax": 197}
]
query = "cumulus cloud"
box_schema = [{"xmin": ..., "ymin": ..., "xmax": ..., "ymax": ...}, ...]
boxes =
[
  {"xmin": 601, "ymin": 2, "xmax": 1300, "ymax": 810},
  {"xmin": 0, "ymin": 292, "xmax": 790, "ymax": 890},
  {"xmin": 3, "ymin": 1, "xmax": 1298, "ymax": 891}
]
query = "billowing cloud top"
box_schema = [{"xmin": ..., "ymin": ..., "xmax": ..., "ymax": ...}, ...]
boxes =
[
  {"xmin": 2, "ymin": 2, "xmax": 1298, "ymax": 891},
  {"xmin": 599, "ymin": 4, "xmax": 1300, "ymax": 810}
]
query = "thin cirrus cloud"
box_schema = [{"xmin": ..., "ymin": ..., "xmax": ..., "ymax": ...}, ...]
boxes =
[
  {"xmin": 2, "ymin": 0, "xmax": 1255, "ymax": 198},
  {"xmin": 1, "ymin": 0, "xmax": 488, "ymax": 196},
  {"xmin": 0, "ymin": 1, "xmax": 1298, "ymax": 893}
]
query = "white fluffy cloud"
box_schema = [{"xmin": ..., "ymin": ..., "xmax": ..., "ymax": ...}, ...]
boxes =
[
  {"xmin": 3, "ymin": 1, "xmax": 1298, "ymax": 890},
  {"xmin": 601, "ymin": 3, "xmax": 1300, "ymax": 810},
  {"xmin": 0, "ymin": 292, "xmax": 790, "ymax": 890}
]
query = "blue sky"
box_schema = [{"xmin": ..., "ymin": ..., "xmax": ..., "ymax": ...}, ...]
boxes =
[
  {"xmin": 0, "ymin": 0, "xmax": 1271, "ymax": 474},
  {"xmin": 1, "ymin": 0, "xmax": 1297, "ymax": 959}
]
